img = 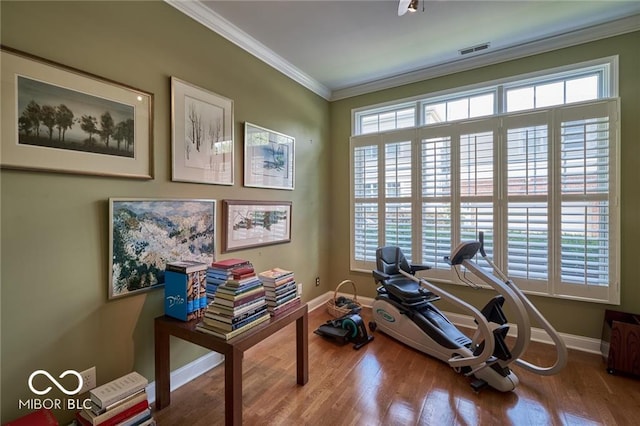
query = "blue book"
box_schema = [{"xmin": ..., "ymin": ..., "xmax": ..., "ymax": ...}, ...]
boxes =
[{"xmin": 165, "ymin": 270, "xmax": 205, "ymax": 321}]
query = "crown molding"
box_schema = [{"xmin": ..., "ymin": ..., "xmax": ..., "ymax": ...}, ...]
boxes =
[
  {"xmin": 166, "ymin": 1, "xmax": 639, "ymax": 102},
  {"xmin": 330, "ymin": 14, "xmax": 640, "ymax": 101},
  {"xmin": 165, "ymin": 0, "xmax": 332, "ymax": 100}
]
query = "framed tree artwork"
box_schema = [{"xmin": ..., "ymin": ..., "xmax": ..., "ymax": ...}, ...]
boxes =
[
  {"xmin": 0, "ymin": 47, "xmax": 153, "ymax": 179},
  {"xmin": 171, "ymin": 77, "xmax": 234, "ymax": 185}
]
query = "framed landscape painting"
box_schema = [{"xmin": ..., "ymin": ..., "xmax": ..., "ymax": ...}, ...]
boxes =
[
  {"xmin": 171, "ymin": 77, "xmax": 234, "ymax": 185},
  {"xmin": 244, "ymin": 122, "xmax": 294, "ymax": 190},
  {"xmin": 222, "ymin": 200, "xmax": 292, "ymax": 252},
  {"xmin": 109, "ymin": 198, "xmax": 216, "ymax": 299},
  {"xmin": 0, "ymin": 47, "xmax": 153, "ymax": 179}
]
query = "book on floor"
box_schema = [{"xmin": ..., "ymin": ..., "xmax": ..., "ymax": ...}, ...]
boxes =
[{"xmin": 89, "ymin": 372, "xmax": 148, "ymax": 410}]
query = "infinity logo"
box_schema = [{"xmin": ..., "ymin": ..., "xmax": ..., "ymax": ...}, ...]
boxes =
[{"xmin": 28, "ymin": 370, "xmax": 83, "ymax": 396}]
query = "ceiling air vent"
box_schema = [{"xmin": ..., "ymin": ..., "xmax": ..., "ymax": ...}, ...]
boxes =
[{"xmin": 459, "ymin": 43, "xmax": 490, "ymax": 56}]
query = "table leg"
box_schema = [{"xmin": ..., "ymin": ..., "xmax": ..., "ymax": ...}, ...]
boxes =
[
  {"xmin": 225, "ymin": 347, "xmax": 243, "ymax": 426},
  {"xmin": 154, "ymin": 322, "xmax": 171, "ymax": 410},
  {"xmin": 296, "ymin": 310, "xmax": 309, "ymax": 385}
]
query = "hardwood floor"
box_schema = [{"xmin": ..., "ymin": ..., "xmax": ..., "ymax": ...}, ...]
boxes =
[{"xmin": 153, "ymin": 306, "xmax": 640, "ymax": 425}]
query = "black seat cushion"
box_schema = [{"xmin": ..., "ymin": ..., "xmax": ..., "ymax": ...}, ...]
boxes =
[{"xmin": 386, "ymin": 279, "xmax": 430, "ymax": 300}]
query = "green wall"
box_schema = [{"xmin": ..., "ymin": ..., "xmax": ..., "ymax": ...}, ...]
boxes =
[
  {"xmin": 0, "ymin": 1, "xmax": 329, "ymax": 422},
  {"xmin": 1, "ymin": 0, "xmax": 639, "ymax": 423},
  {"xmin": 329, "ymin": 31, "xmax": 640, "ymax": 340}
]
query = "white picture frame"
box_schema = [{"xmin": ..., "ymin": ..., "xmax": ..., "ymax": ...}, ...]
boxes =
[
  {"xmin": 171, "ymin": 77, "xmax": 234, "ymax": 185},
  {"xmin": 244, "ymin": 122, "xmax": 295, "ymax": 190}
]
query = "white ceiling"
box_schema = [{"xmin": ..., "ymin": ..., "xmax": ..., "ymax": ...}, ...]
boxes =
[{"xmin": 167, "ymin": 0, "xmax": 640, "ymax": 100}]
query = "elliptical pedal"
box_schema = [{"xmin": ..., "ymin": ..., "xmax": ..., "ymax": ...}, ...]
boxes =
[{"xmin": 470, "ymin": 378, "xmax": 488, "ymax": 392}]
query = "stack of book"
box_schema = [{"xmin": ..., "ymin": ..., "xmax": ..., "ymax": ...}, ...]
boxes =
[
  {"xmin": 204, "ymin": 258, "xmax": 253, "ymax": 306},
  {"xmin": 164, "ymin": 260, "xmax": 208, "ymax": 321},
  {"xmin": 258, "ymin": 267, "xmax": 301, "ymax": 318},
  {"xmin": 196, "ymin": 258, "xmax": 270, "ymax": 340},
  {"xmin": 76, "ymin": 372, "xmax": 153, "ymax": 426}
]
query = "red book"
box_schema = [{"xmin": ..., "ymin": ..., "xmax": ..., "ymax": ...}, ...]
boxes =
[
  {"xmin": 212, "ymin": 258, "xmax": 251, "ymax": 269},
  {"xmin": 231, "ymin": 266, "xmax": 255, "ymax": 278},
  {"xmin": 75, "ymin": 400, "xmax": 148, "ymax": 426},
  {"xmin": 271, "ymin": 297, "xmax": 301, "ymax": 318},
  {"xmin": 3, "ymin": 409, "xmax": 58, "ymax": 426}
]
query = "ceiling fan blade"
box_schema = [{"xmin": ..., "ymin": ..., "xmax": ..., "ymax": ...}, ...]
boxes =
[{"xmin": 398, "ymin": 0, "xmax": 411, "ymax": 16}]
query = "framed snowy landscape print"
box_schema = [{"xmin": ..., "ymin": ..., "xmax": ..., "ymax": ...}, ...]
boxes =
[
  {"xmin": 0, "ymin": 47, "xmax": 153, "ymax": 179},
  {"xmin": 109, "ymin": 198, "xmax": 216, "ymax": 299},
  {"xmin": 171, "ymin": 77, "xmax": 234, "ymax": 185},
  {"xmin": 244, "ymin": 122, "xmax": 295, "ymax": 190}
]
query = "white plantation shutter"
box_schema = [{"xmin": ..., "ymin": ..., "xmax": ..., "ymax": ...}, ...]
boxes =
[
  {"xmin": 351, "ymin": 136, "xmax": 380, "ymax": 269},
  {"xmin": 383, "ymin": 136, "xmax": 414, "ymax": 258},
  {"xmin": 506, "ymin": 202, "xmax": 549, "ymax": 281},
  {"xmin": 350, "ymin": 99, "xmax": 619, "ymax": 303},
  {"xmin": 504, "ymin": 113, "xmax": 550, "ymax": 285},
  {"xmin": 350, "ymin": 130, "xmax": 416, "ymax": 270},
  {"xmin": 459, "ymin": 130, "xmax": 494, "ymax": 246},
  {"xmin": 554, "ymin": 101, "xmax": 617, "ymax": 302},
  {"xmin": 384, "ymin": 141, "xmax": 412, "ymax": 198},
  {"xmin": 560, "ymin": 201, "xmax": 609, "ymax": 285},
  {"xmin": 421, "ymin": 203, "xmax": 452, "ymax": 269},
  {"xmin": 560, "ymin": 115, "xmax": 610, "ymax": 286},
  {"xmin": 384, "ymin": 140, "xmax": 413, "ymax": 259},
  {"xmin": 385, "ymin": 202, "xmax": 413, "ymax": 258},
  {"xmin": 353, "ymin": 203, "xmax": 378, "ymax": 263},
  {"xmin": 420, "ymin": 135, "xmax": 452, "ymax": 269}
]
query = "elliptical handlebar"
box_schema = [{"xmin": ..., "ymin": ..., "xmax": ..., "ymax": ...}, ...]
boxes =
[
  {"xmin": 506, "ymin": 283, "xmax": 568, "ymax": 376},
  {"xmin": 457, "ymin": 234, "xmax": 568, "ymax": 376},
  {"xmin": 479, "ymin": 231, "xmax": 487, "ymax": 258}
]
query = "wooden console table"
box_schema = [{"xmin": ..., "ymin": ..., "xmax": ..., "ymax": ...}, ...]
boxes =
[{"xmin": 154, "ymin": 303, "xmax": 308, "ymax": 425}]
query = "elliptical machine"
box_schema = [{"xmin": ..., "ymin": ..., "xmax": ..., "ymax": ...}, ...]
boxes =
[{"xmin": 370, "ymin": 232, "xmax": 567, "ymax": 392}]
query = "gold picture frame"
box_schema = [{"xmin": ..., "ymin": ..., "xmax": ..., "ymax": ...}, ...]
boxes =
[{"xmin": 0, "ymin": 46, "xmax": 153, "ymax": 179}]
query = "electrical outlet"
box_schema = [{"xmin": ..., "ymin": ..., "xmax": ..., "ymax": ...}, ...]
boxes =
[
  {"xmin": 78, "ymin": 366, "xmax": 96, "ymax": 394},
  {"xmin": 315, "ymin": 276, "xmax": 320, "ymax": 286}
]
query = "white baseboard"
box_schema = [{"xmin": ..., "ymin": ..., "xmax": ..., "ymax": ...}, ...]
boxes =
[
  {"xmin": 146, "ymin": 352, "xmax": 223, "ymax": 405},
  {"xmin": 147, "ymin": 290, "xmax": 601, "ymax": 401},
  {"xmin": 324, "ymin": 290, "xmax": 602, "ymax": 354}
]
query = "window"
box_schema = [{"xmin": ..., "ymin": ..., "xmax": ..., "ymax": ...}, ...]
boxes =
[
  {"xmin": 505, "ymin": 73, "xmax": 603, "ymax": 112},
  {"xmin": 357, "ymin": 104, "xmax": 416, "ymax": 135},
  {"xmin": 424, "ymin": 92, "xmax": 495, "ymax": 124},
  {"xmin": 350, "ymin": 58, "xmax": 619, "ymax": 304}
]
